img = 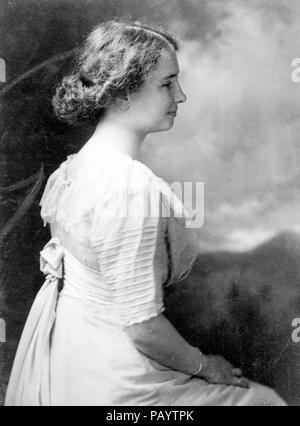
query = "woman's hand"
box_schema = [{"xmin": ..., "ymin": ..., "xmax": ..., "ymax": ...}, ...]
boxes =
[
  {"xmin": 198, "ymin": 354, "xmax": 250, "ymax": 389},
  {"xmin": 126, "ymin": 314, "xmax": 250, "ymax": 388}
]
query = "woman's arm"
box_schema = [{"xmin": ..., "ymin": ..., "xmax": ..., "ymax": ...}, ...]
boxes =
[
  {"xmin": 126, "ymin": 313, "xmax": 202, "ymax": 375},
  {"xmin": 126, "ymin": 313, "xmax": 249, "ymax": 388}
]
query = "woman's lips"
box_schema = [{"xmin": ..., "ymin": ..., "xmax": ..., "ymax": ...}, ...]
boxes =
[{"xmin": 168, "ymin": 111, "xmax": 177, "ymax": 117}]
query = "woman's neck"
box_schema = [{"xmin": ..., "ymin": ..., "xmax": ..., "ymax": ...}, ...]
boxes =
[{"xmin": 85, "ymin": 116, "xmax": 146, "ymax": 160}]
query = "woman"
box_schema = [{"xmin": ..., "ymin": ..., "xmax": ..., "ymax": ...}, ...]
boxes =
[{"xmin": 5, "ymin": 20, "xmax": 286, "ymax": 406}]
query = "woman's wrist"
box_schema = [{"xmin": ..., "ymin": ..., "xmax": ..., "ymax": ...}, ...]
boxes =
[{"xmin": 190, "ymin": 347, "xmax": 206, "ymax": 377}]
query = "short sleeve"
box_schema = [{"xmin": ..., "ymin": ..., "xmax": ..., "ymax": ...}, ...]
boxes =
[{"xmin": 90, "ymin": 179, "xmax": 169, "ymax": 327}]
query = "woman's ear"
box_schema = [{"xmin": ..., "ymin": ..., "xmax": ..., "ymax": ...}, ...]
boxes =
[{"xmin": 117, "ymin": 92, "xmax": 130, "ymax": 111}]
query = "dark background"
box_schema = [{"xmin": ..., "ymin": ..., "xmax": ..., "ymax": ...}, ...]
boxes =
[{"xmin": 1, "ymin": 0, "xmax": 300, "ymax": 405}]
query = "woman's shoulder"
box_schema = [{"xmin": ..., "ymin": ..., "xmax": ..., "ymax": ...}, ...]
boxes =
[{"xmin": 39, "ymin": 153, "xmax": 165, "ymax": 230}]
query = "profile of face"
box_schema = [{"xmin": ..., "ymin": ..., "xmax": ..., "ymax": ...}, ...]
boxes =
[{"xmin": 124, "ymin": 50, "xmax": 187, "ymax": 134}]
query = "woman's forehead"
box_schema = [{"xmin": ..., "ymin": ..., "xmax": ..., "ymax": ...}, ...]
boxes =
[{"xmin": 151, "ymin": 50, "xmax": 179, "ymax": 81}]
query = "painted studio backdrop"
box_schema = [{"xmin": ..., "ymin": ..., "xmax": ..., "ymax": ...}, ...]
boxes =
[{"xmin": 1, "ymin": 0, "xmax": 300, "ymax": 405}]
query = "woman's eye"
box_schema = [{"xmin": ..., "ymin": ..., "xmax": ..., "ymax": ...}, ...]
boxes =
[{"xmin": 163, "ymin": 82, "xmax": 172, "ymax": 88}]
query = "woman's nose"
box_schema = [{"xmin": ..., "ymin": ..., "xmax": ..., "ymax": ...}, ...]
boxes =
[{"xmin": 175, "ymin": 82, "xmax": 187, "ymax": 103}]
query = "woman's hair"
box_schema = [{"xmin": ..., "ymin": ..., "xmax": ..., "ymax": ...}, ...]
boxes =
[{"xmin": 52, "ymin": 20, "xmax": 179, "ymax": 126}]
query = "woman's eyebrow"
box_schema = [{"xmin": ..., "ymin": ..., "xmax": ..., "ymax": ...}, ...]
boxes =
[{"xmin": 162, "ymin": 72, "xmax": 179, "ymax": 81}]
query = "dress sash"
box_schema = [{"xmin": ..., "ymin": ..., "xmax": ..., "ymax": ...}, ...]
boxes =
[{"xmin": 4, "ymin": 237, "xmax": 103, "ymax": 406}]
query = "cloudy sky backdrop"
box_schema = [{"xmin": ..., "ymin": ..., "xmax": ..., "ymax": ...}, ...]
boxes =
[{"xmin": 138, "ymin": 0, "xmax": 300, "ymax": 252}]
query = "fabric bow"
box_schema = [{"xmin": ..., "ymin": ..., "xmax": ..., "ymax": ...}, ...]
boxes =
[
  {"xmin": 40, "ymin": 237, "xmax": 64, "ymax": 282},
  {"xmin": 5, "ymin": 237, "xmax": 65, "ymax": 406}
]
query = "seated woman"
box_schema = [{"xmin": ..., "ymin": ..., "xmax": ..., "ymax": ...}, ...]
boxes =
[{"xmin": 5, "ymin": 20, "xmax": 286, "ymax": 406}]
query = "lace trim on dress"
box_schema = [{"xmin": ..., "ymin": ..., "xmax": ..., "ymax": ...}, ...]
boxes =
[
  {"xmin": 40, "ymin": 154, "xmax": 195, "ymax": 232},
  {"xmin": 122, "ymin": 304, "xmax": 165, "ymax": 327}
]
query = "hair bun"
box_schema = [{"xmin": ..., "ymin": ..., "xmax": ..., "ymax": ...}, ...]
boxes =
[{"xmin": 52, "ymin": 74, "xmax": 97, "ymax": 126}]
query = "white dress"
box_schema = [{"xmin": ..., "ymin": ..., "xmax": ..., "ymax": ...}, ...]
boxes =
[{"xmin": 5, "ymin": 152, "xmax": 286, "ymax": 406}]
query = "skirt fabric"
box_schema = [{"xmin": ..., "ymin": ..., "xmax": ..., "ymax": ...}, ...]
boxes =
[{"xmin": 5, "ymin": 238, "xmax": 286, "ymax": 406}]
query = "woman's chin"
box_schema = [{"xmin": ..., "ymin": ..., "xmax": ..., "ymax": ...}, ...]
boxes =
[
  {"xmin": 164, "ymin": 120, "xmax": 175, "ymax": 131},
  {"xmin": 147, "ymin": 119, "xmax": 175, "ymax": 134},
  {"xmin": 159, "ymin": 119, "xmax": 175, "ymax": 132}
]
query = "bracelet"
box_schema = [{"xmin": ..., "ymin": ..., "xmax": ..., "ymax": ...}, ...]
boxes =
[{"xmin": 192, "ymin": 348, "xmax": 203, "ymax": 376}]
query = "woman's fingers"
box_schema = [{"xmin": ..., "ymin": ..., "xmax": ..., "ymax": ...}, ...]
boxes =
[
  {"xmin": 207, "ymin": 375, "xmax": 250, "ymax": 388},
  {"xmin": 232, "ymin": 376, "xmax": 250, "ymax": 388},
  {"xmin": 232, "ymin": 368, "xmax": 242, "ymax": 377}
]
